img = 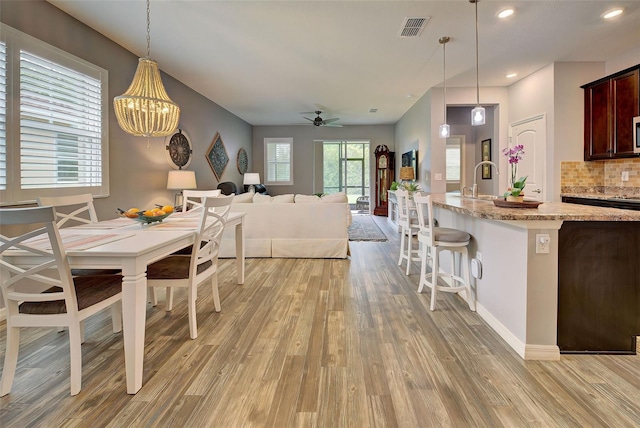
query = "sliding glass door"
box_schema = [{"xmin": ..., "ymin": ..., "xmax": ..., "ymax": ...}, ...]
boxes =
[{"xmin": 322, "ymin": 141, "xmax": 370, "ymax": 205}]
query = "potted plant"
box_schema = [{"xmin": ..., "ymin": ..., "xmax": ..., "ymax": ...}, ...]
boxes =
[{"xmin": 502, "ymin": 145, "xmax": 527, "ymax": 202}]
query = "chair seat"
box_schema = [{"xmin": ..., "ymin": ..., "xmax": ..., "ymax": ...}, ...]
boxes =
[
  {"xmin": 147, "ymin": 256, "xmax": 212, "ymax": 280},
  {"xmin": 19, "ymin": 275, "xmax": 123, "ymax": 314},
  {"xmin": 431, "ymin": 227, "xmax": 470, "ymax": 244}
]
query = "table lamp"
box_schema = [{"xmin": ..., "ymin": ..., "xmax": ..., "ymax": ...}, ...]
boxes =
[
  {"xmin": 167, "ymin": 170, "xmax": 197, "ymax": 208},
  {"xmin": 243, "ymin": 173, "xmax": 260, "ymax": 193}
]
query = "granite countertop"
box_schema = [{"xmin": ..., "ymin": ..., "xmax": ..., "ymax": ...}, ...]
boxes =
[{"xmin": 433, "ymin": 194, "xmax": 640, "ymax": 221}]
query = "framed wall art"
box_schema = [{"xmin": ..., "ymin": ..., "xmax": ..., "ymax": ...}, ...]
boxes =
[
  {"xmin": 237, "ymin": 148, "xmax": 248, "ymax": 174},
  {"xmin": 206, "ymin": 132, "xmax": 229, "ymax": 181},
  {"xmin": 481, "ymin": 138, "xmax": 492, "ymax": 179}
]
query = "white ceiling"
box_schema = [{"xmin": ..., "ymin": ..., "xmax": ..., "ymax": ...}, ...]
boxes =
[{"xmin": 47, "ymin": 0, "xmax": 640, "ymax": 127}]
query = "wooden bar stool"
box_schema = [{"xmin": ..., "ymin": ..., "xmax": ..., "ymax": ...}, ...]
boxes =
[
  {"xmin": 413, "ymin": 194, "xmax": 475, "ymax": 311},
  {"xmin": 395, "ymin": 189, "xmax": 421, "ymax": 275}
]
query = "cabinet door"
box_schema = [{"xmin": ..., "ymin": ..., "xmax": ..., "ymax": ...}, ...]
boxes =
[
  {"xmin": 584, "ymin": 79, "xmax": 611, "ymax": 160},
  {"xmin": 612, "ymin": 69, "xmax": 639, "ymax": 156}
]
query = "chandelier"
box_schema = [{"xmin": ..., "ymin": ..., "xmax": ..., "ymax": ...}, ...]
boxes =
[{"xmin": 114, "ymin": 0, "xmax": 180, "ymax": 137}]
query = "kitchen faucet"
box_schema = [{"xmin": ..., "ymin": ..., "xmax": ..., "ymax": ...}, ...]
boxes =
[{"xmin": 472, "ymin": 161, "xmax": 499, "ymax": 198}]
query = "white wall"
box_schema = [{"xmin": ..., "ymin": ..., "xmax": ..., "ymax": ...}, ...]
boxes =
[{"xmin": 252, "ymin": 125, "xmax": 395, "ymax": 196}]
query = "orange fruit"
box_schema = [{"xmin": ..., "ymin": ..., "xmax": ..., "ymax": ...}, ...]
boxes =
[
  {"xmin": 143, "ymin": 210, "xmax": 154, "ymax": 217},
  {"xmin": 162, "ymin": 205, "xmax": 174, "ymax": 213}
]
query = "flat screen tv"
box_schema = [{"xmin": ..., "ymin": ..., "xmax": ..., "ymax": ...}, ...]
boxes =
[{"xmin": 401, "ymin": 150, "xmax": 417, "ymax": 181}]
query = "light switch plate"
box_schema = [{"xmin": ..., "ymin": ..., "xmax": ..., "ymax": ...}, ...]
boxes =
[
  {"xmin": 622, "ymin": 171, "xmax": 629, "ymax": 182},
  {"xmin": 434, "ymin": 173, "xmax": 443, "ymax": 181},
  {"xmin": 536, "ymin": 233, "xmax": 550, "ymax": 254}
]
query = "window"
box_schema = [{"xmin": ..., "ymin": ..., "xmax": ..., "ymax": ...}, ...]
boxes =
[
  {"xmin": 264, "ymin": 137, "xmax": 292, "ymax": 185},
  {"xmin": 445, "ymin": 138, "xmax": 461, "ymax": 182},
  {"xmin": 322, "ymin": 140, "xmax": 369, "ymax": 203},
  {"xmin": 0, "ymin": 24, "xmax": 109, "ymax": 205}
]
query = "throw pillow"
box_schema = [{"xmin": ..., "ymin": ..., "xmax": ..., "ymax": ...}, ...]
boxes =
[
  {"xmin": 321, "ymin": 192, "xmax": 348, "ymax": 203},
  {"xmin": 232, "ymin": 192, "xmax": 254, "ymax": 204},
  {"xmin": 253, "ymin": 193, "xmax": 272, "ymax": 203},
  {"xmin": 272, "ymin": 194, "xmax": 294, "ymax": 203},
  {"xmin": 294, "ymin": 194, "xmax": 321, "ymax": 203}
]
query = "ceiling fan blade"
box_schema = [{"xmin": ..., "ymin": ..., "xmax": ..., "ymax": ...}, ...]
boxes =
[
  {"xmin": 323, "ymin": 123, "xmax": 343, "ymax": 127},
  {"xmin": 303, "ymin": 117, "xmax": 315, "ymax": 122},
  {"xmin": 323, "ymin": 118, "xmax": 340, "ymax": 123}
]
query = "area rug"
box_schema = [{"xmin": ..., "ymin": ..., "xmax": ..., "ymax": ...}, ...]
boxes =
[{"xmin": 348, "ymin": 214, "xmax": 387, "ymax": 242}]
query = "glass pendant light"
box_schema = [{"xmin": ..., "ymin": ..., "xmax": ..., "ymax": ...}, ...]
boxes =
[
  {"xmin": 439, "ymin": 36, "xmax": 450, "ymax": 139},
  {"xmin": 114, "ymin": 0, "xmax": 180, "ymax": 137},
  {"xmin": 470, "ymin": 0, "xmax": 485, "ymax": 126}
]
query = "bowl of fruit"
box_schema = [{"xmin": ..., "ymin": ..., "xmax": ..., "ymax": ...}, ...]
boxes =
[{"xmin": 118, "ymin": 205, "xmax": 174, "ymax": 224}]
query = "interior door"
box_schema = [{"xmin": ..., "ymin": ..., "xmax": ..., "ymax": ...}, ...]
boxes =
[{"xmin": 509, "ymin": 114, "xmax": 546, "ymax": 201}]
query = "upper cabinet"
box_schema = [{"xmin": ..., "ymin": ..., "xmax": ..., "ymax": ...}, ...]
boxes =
[{"xmin": 583, "ymin": 64, "xmax": 639, "ymax": 161}]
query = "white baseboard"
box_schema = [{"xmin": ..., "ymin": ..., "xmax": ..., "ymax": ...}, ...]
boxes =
[{"xmin": 475, "ymin": 302, "xmax": 560, "ymax": 361}]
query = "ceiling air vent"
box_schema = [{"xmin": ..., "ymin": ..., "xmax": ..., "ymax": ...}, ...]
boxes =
[
  {"xmin": 398, "ymin": 17, "xmax": 430, "ymax": 38},
  {"xmin": 369, "ymin": 108, "xmax": 378, "ymax": 113}
]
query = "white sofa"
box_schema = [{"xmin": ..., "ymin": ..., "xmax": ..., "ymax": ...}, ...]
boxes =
[{"xmin": 219, "ymin": 192, "xmax": 351, "ymax": 258}]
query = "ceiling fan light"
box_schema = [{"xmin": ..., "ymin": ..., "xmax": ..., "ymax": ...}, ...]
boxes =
[
  {"xmin": 471, "ymin": 106, "xmax": 486, "ymax": 126},
  {"xmin": 439, "ymin": 124, "xmax": 450, "ymax": 138}
]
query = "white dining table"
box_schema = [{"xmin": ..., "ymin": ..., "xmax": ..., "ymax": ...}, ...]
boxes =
[{"xmin": 9, "ymin": 211, "xmax": 245, "ymax": 394}]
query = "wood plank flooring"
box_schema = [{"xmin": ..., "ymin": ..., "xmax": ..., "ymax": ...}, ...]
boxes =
[{"xmin": 1, "ymin": 215, "xmax": 639, "ymax": 427}]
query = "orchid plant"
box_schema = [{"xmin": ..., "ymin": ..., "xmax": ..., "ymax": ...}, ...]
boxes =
[{"xmin": 502, "ymin": 144, "xmax": 527, "ymax": 198}]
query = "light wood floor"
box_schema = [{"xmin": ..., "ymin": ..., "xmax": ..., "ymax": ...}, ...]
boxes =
[{"xmin": 1, "ymin": 216, "xmax": 639, "ymax": 427}]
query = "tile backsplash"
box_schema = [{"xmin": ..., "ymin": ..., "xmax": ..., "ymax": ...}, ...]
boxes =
[{"xmin": 561, "ymin": 158, "xmax": 640, "ymax": 195}]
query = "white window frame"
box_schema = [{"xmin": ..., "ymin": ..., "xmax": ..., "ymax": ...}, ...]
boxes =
[
  {"xmin": 0, "ymin": 23, "xmax": 109, "ymax": 206},
  {"xmin": 264, "ymin": 137, "xmax": 293, "ymax": 186}
]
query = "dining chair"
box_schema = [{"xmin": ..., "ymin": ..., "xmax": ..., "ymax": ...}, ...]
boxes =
[
  {"xmin": 146, "ymin": 194, "xmax": 233, "ymax": 339},
  {"xmin": 149, "ymin": 189, "xmax": 224, "ymax": 308},
  {"xmin": 0, "ymin": 206, "xmax": 123, "ymax": 396},
  {"xmin": 413, "ymin": 194, "xmax": 475, "ymax": 311},
  {"xmin": 396, "ymin": 189, "xmax": 421, "ymax": 275}
]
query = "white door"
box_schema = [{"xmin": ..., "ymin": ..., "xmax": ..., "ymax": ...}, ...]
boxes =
[{"xmin": 508, "ymin": 114, "xmax": 546, "ymax": 201}]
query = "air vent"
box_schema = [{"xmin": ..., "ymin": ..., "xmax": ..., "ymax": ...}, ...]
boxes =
[
  {"xmin": 398, "ymin": 17, "xmax": 430, "ymax": 38},
  {"xmin": 369, "ymin": 108, "xmax": 378, "ymax": 113}
]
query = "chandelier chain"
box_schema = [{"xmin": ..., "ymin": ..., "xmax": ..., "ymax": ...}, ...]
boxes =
[{"xmin": 146, "ymin": 0, "xmax": 151, "ymax": 58}]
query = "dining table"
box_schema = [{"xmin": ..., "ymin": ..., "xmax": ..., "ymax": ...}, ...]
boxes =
[{"xmin": 7, "ymin": 211, "xmax": 245, "ymax": 394}]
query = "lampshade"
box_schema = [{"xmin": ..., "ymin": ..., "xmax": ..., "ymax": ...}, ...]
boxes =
[
  {"xmin": 470, "ymin": 0, "xmax": 486, "ymax": 126},
  {"xmin": 243, "ymin": 173, "xmax": 261, "ymax": 185},
  {"xmin": 167, "ymin": 170, "xmax": 197, "ymax": 190},
  {"xmin": 113, "ymin": 0, "xmax": 180, "ymax": 137},
  {"xmin": 399, "ymin": 167, "xmax": 415, "ymax": 181},
  {"xmin": 439, "ymin": 36, "xmax": 450, "ymax": 139}
]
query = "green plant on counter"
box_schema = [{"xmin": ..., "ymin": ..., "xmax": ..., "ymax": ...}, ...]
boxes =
[
  {"xmin": 390, "ymin": 181, "xmax": 399, "ymax": 191},
  {"xmin": 403, "ymin": 182, "xmax": 420, "ymax": 193},
  {"xmin": 504, "ymin": 176, "xmax": 528, "ymax": 198}
]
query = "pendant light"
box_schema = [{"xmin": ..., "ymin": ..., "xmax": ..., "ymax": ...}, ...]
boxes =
[
  {"xmin": 470, "ymin": 0, "xmax": 485, "ymax": 126},
  {"xmin": 439, "ymin": 36, "xmax": 450, "ymax": 139},
  {"xmin": 114, "ymin": 0, "xmax": 180, "ymax": 137}
]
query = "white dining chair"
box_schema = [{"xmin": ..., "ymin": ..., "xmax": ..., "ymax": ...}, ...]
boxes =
[
  {"xmin": 396, "ymin": 189, "xmax": 421, "ymax": 275},
  {"xmin": 413, "ymin": 194, "xmax": 475, "ymax": 311},
  {"xmin": 146, "ymin": 195, "xmax": 233, "ymax": 339},
  {"xmin": 149, "ymin": 189, "xmax": 224, "ymax": 309},
  {"xmin": 0, "ymin": 206, "xmax": 123, "ymax": 396}
]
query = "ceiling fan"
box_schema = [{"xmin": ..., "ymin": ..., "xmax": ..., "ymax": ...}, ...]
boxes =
[{"xmin": 301, "ymin": 110, "xmax": 342, "ymax": 127}]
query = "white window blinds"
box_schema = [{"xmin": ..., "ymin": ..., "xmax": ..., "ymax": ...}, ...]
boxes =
[
  {"xmin": 446, "ymin": 141, "xmax": 461, "ymax": 182},
  {"xmin": 0, "ymin": 23, "xmax": 108, "ymax": 204},
  {"xmin": 20, "ymin": 50, "xmax": 103, "ymax": 189},
  {"xmin": 264, "ymin": 138, "xmax": 293, "ymax": 185}
]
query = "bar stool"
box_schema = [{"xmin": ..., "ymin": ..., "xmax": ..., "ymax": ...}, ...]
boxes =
[
  {"xmin": 396, "ymin": 189, "xmax": 421, "ymax": 275},
  {"xmin": 413, "ymin": 194, "xmax": 475, "ymax": 311}
]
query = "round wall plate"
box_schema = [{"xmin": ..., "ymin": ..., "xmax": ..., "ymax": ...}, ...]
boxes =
[
  {"xmin": 237, "ymin": 148, "xmax": 248, "ymax": 174},
  {"xmin": 165, "ymin": 129, "xmax": 193, "ymax": 170}
]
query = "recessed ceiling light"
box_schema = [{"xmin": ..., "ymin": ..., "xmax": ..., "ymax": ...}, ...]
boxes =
[
  {"xmin": 497, "ymin": 8, "xmax": 514, "ymax": 19},
  {"xmin": 506, "ymin": 73, "xmax": 517, "ymax": 78},
  {"xmin": 603, "ymin": 8, "xmax": 624, "ymax": 19},
  {"xmin": 406, "ymin": 94, "xmax": 414, "ymax": 99}
]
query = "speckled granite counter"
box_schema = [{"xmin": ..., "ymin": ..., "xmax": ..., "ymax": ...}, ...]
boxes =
[{"xmin": 433, "ymin": 193, "xmax": 640, "ymax": 221}]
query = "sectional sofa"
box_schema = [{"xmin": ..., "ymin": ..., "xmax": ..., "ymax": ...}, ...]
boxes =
[{"xmin": 219, "ymin": 192, "xmax": 352, "ymax": 258}]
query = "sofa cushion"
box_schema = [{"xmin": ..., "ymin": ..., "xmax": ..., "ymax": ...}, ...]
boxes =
[
  {"xmin": 253, "ymin": 193, "xmax": 272, "ymax": 203},
  {"xmin": 272, "ymin": 194, "xmax": 294, "ymax": 203},
  {"xmin": 233, "ymin": 192, "xmax": 254, "ymax": 204},
  {"xmin": 294, "ymin": 194, "xmax": 321, "ymax": 203},
  {"xmin": 321, "ymin": 192, "xmax": 348, "ymax": 203}
]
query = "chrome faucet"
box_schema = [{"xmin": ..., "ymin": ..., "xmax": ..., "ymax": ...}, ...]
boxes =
[{"xmin": 472, "ymin": 161, "xmax": 499, "ymax": 198}]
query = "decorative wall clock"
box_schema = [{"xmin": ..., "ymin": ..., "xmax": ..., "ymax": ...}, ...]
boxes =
[
  {"xmin": 205, "ymin": 132, "xmax": 229, "ymax": 181},
  {"xmin": 237, "ymin": 148, "xmax": 248, "ymax": 174},
  {"xmin": 165, "ymin": 128, "xmax": 193, "ymax": 170}
]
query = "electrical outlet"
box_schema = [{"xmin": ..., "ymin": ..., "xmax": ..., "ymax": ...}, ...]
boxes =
[
  {"xmin": 536, "ymin": 234, "xmax": 550, "ymax": 254},
  {"xmin": 622, "ymin": 171, "xmax": 629, "ymax": 182}
]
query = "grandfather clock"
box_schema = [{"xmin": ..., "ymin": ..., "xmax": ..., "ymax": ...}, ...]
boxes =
[{"xmin": 374, "ymin": 145, "xmax": 394, "ymax": 216}]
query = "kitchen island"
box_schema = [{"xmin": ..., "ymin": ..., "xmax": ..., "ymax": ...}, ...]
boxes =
[{"xmin": 430, "ymin": 194, "xmax": 640, "ymax": 360}]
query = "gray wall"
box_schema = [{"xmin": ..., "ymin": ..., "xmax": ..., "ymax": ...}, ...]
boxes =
[
  {"xmin": 0, "ymin": 0, "xmax": 252, "ymax": 220},
  {"xmin": 252, "ymin": 125, "xmax": 395, "ymax": 196}
]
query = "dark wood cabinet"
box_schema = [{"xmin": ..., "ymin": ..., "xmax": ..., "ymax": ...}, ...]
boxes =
[{"xmin": 583, "ymin": 64, "xmax": 639, "ymax": 160}]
